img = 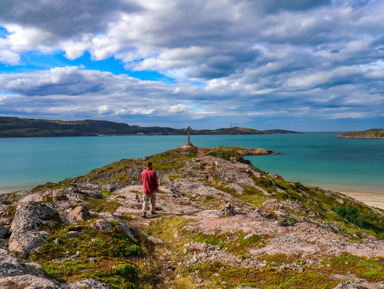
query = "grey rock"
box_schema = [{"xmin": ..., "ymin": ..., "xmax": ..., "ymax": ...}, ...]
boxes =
[
  {"xmin": 92, "ymin": 219, "xmax": 112, "ymax": 231},
  {"xmin": 0, "ymin": 249, "xmax": 44, "ymax": 278},
  {"xmin": 103, "ymin": 212, "xmax": 138, "ymax": 242},
  {"xmin": 9, "ymin": 202, "xmax": 58, "ymax": 256},
  {"xmin": 0, "ymin": 274, "xmax": 64, "ymax": 288}
]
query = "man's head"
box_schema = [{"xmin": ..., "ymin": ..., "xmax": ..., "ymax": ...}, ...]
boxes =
[{"xmin": 147, "ymin": 162, "xmax": 153, "ymax": 169}]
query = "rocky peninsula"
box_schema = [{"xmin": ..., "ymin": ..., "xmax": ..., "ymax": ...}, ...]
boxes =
[
  {"xmin": 336, "ymin": 129, "xmax": 384, "ymax": 139},
  {"xmin": 1, "ymin": 145, "xmax": 384, "ymax": 288}
]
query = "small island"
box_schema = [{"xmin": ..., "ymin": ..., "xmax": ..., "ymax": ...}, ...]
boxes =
[{"xmin": 335, "ymin": 129, "xmax": 384, "ymax": 139}]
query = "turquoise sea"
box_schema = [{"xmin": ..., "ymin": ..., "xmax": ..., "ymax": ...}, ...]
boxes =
[{"xmin": 0, "ymin": 132, "xmax": 383, "ymax": 194}]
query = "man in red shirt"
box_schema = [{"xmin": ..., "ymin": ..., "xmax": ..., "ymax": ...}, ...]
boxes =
[{"xmin": 141, "ymin": 162, "xmax": 159, "ymax": 218}]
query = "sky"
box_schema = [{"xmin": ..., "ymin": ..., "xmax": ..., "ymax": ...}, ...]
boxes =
[{"xmin": 0, "ymin": 0, "xmax": 383, "ymax": 131}]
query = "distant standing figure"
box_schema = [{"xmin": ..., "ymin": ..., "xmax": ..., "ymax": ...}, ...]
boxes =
[{"xmin": 141, "ymin": 162, "xmax": 159, "ymax": 217}]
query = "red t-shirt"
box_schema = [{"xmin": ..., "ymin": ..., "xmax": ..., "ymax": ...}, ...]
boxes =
[{"xmin": 141, "ymin": 168, "xmax": 158, "ymax": 195}]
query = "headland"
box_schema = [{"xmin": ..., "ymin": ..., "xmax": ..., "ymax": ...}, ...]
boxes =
[{"xmin": 1, "ymin": 145, "xmax": 384, "ymax": 288}]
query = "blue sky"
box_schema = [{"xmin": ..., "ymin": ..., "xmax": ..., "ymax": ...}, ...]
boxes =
[{"xmin": 0, "ymin": 0, "xmax": 383, "ymax": 131}]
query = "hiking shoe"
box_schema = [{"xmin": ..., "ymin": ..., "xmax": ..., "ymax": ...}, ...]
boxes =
[
  {"xmin": 151, "ymin": 211, "xmax": 157, "ymax": 215},
  {"xmin": 142, "ymin": 212, "xmax": 147, "ymax": 218}
]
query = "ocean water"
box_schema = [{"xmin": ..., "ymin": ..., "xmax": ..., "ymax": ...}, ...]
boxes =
[{"xmin": 0, "ymin": 133, "xmax": 383, "ymax": 194}]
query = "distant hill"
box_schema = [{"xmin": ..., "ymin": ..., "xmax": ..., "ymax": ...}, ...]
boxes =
[
  {"xmin": 0, "ymin": 116, "xmax": 299, "ymax": 137},
  {"xmin": 335, "ymin": 129, "xmax": 384, "ymax": 139}
]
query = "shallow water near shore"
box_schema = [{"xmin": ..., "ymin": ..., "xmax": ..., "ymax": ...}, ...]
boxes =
[{"xmin": 0, "ymin": 132, "xmax": 383, "ymax": 195}]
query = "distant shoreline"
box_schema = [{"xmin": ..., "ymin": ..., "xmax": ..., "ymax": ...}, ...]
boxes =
[{"xmin": 0, "ymin": 116, "xmax": 300, "ymax": 138}]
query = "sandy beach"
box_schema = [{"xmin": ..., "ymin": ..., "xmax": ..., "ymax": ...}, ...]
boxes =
[{"xmin": 337, "ymin": 190, "xmax": 384, "ymax": 210}]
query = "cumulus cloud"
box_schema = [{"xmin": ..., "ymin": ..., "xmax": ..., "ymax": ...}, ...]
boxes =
[
  {"xmin": 169, "ymin": 104, "xmax": 193, "ymax": 113},
  {"xmin": 0, "ymin": 0, "xmax": 383, "ymax": 129}
]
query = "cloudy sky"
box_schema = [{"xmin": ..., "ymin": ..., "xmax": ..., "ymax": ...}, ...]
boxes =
[{"xmin": 0, "ymin": 0, "xmax": 383, "ymax": 131}]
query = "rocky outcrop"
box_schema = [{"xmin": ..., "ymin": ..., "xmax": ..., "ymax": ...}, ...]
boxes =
[{"xmin": 9, "ymin": 202, "xmax": 59, "ymax": 256}]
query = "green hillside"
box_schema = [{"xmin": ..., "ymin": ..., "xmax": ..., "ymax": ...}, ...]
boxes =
[{"xmin": 0, "ymin": 116, "xmax": 298, "ymax": 137}]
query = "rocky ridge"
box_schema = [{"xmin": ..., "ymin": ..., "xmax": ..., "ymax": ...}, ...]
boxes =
[{"xmin": 1, "ymin": 145, "xmax": 384, "ymax": 288}]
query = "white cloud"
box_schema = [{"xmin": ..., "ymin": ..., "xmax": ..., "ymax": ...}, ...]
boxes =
[
  {"xmin": 130, "ymin": 108, "xmax": 155, "ymax": 115},
  {"xmin": 169, "ymin": 104, "xmax": 193, "ymax": 113},
  {"xmin": 0, "ymin": 0, "xmax": 384, "ymax": 129},
  {"xmin": 0, "ymin": 48, "xmax": 19, "ymax": 65}
]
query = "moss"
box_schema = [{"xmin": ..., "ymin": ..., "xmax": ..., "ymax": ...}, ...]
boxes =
[
  {"xmin": 86, "ymin": 199, "xmax": 122, "ymax": 213},
  {"xmin": 320, "ymin": 253, "xmax": 384, "ymax": 282},
  {"xmin": 112, "ymin": 173, "xmax": 127, "ymax": 183},
  {"xmin": 29, "ymin": 222, "xmax": 139, "ymax": 288},
  {"xmin": 147, "ymin": 147, "xmax": 197, "ymax": 171},
  {"xmin": 97, "ymin": 180, "xmax": 106, "ymax": 186},
  {"xmin": 232, "ymin": 186, "xmax": 270, "ymax": 207},
  {"xmin": 206, "ymin": 149, "xmax": 242, "ymax": 161},
  {"xmin": 197, "ymin": 261, "xmax": 339, "ymax": 289},
  {"xmin": 188, "ymin": 231, "xmax": 271, "ymax": 256},
  {"xmin": 100, "ymin": 190, "xmax": 112, "ymax": 198},
  {"xmin": 168, "ymin": 173, "xmax": 182, "ymax": 181},
  {"xmin": 32, "ymin": 178, "xmax": 72, "ymax": 192},
  {"xmin": 5, "ymin": 205, "xmax": 17, "ymax": 221},
  {"xmin": 143, "ymin": 216, "xmax": 191, "ymax": 244},
  {"xmin": 166, "ymin": 276, "xmax": 196, "ymax": 289},
  {"xmin": 42, "ymin": 194, "xmax": 54, "ymax": 204}
]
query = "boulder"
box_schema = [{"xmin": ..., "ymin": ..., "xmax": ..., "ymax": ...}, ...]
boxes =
[{"xmin": 9, "ymin": 202, "xmax": 58, "ymax": 256}]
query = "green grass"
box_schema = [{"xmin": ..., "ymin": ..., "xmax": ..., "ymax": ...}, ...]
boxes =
[
  {"xmin": 196, "ymin": 260, "xmax": 339, "ymax": 289},
  {"xmin": 320, "ymin": 253, "xmax": 384, "ymax": 282}
]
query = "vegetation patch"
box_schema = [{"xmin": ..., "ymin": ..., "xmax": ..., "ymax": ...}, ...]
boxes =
[
  {"xmin": 189, "ymin": 230, "xmax": 271, "ymax": 256},
  {"xmin": 231, "ymin": 186, "xmax": 270, "ymax": 207},
  {"xmin": 32, "ymin": 178, "xmax": 72, "ymax": 192},
  {"xmin": 196, "ymin": 261, "xmax": 339, "ymax": 289},
  {"xmin": 86, "ymin": 199, "xmax": 122, "ymax": 213},
  {"xmin": 334, "ymin": 202, "xmax": 384, "ymax": 238},
  {"xmin": 29, "ymin": 222, "xmax": 140, "ymax": 288},
  {"xmin": 148, "ymin": 147, "xmax": 197, "ymax": 171},
  {"xmin": 206, "ymin": 149, "xmax": 242, "ymax": 161},
  {"xmin": 320, "ymin": 253, "xmax": 384, "ymax": 282}
]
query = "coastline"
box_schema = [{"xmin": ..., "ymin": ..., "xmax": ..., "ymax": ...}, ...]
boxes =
[{"xmin": 329, "ymin": 188, "xmax": 384, "ymax": 210}]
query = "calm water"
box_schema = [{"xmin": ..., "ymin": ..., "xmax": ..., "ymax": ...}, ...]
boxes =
[{"xmin": 0, "ymin": 133, "xmax": 383, "ymax": 194}]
